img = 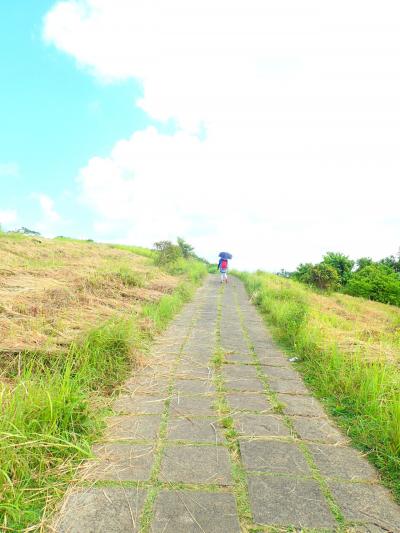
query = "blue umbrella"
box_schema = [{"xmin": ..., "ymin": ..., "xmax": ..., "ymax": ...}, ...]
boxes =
[{"xmin": 219, "ymin": 252, "xmax": 232, "ymax": 260}]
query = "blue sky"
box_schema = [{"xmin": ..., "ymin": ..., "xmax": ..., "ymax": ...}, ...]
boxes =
[
  {"xmin": 1, "ymin": 1, "xmax": 400, "ymax": 271},
  {"xmin": 0, "ymin": 1, "xmax": 152, "ymax": 237}
]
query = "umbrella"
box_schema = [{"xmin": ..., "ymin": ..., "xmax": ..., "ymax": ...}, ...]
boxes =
[{"xmin": 219, "ymin": 252, "xmax": 232, "ymax": 260}]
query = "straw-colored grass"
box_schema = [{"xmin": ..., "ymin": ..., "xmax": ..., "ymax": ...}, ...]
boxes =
[
  {"xmin": 0, "ymin": 233, "xmax": 207, "ymax": 530},
  {"xmin": 0, "ymin": 234, "xmax": 177, "ymax": 354}
]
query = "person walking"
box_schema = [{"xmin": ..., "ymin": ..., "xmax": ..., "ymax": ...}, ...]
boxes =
[{"xmin": 218, "ymin": 255, "xmax": 229, "ymax": 283}]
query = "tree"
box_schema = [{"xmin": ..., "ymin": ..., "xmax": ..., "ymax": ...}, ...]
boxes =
[
  {"xmin": 345, "ymin": 264, "xmax": 400, "ymax": 306},
  {"xmin": 322, "ymin": 252, "xmax": 354, "ymax": 286},
  {"xmin": 153, "ymin": 240, "xmax": 182, "ymax": 265},
  {"xmin": 306, "ymin": 264, "xmax": 340, "ymax": 291},
  {"xmin": 16, "ymin": 227, "xmax": 41, "ymax": 236},
  {"xmin": 177, "ymin": 237, "xmax": 194, "ymax": 258},
  {"xmin": 356, "ymin": 257, "xmax": 373, "ymax": 270}
]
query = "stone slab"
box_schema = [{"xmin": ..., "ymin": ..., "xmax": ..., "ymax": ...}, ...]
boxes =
[
  {"xmin": 240, "ymin": 440, "xmax": 310, "ymax": 475},
  {"xmin": 225, "ymin": 378, "xmax": 265, "ymax": 392},
  {"xmin": 308, "ymin": 443, "xmax": 378, "ymax": 481},
  {"xmin": 221, "ymin": 364, "xmax": 259, "ymax": 380},
  {"xmin": 277, "ymin": 393, "xmax": 326, "ymax": 417},
  {"xmin": 248, "ymin": 475, "xmax": 337, "ymax": 528},
  {"xmin": 113, "ymin": 395, "xmax": 165, "ymax": 415},
  {"xmin": 224, "ymin": 353, "xmax": 254, "ymax": 364},
  {"xmin": 104, "ymin": 415, "xmax": 161, "ymax": 441},
  {"xmin": 262, "ymin": 366, "xmax": 301, "ymax": 381},
  {"xmin": 160, "ymin": 445, "xmax": 233, "ymax": 485},
  {"xmin": 169, "ymin": 394, "xmax": 216, "ymax": 416},
  {"xmin": 55, "ymin": 488, "xmax": 146, "ymax": 532},
  {"xmin": 227, "ymin": 393, "xmax": 273, "ymax": 413},
  {"xmin": 328, "ymin": 482, "xmax": 400, "ymax": 532},
  {"xmin": 167, "ymin": 417, "xmax": 225, "ymax": 443},
  {"xmin": 174, "ymin": 379, "xmax": 215, "ymax": 395},
  {"xmin": 258, "ymin": 357, "xmax": 291, "ymax": 368},
  {"xmin": 291, "ymin": 416, "xmax": 348, "ymax": 444},
  {"xmin": 234, "ymin": 414, "xmax": 291, "ymax": 438},
  {"xmin": 151, "ymin": 490, "xmax": 241, "ymax": 533},
  {"xmin": 268, "ymin": 379, "xmax": 310, "ymax": 395},
  {"xmin": 88, "ymin": 444, "xmax": 154, "ymax": 481}
]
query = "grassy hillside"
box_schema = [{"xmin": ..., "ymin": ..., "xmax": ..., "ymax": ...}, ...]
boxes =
[
  {"xmin": 0, "ymin": 233, "xmax": 207, "ymax": 531},
  {"xmin": 237, "ymin": 271, "xmax": 400, "ymax": 500}
]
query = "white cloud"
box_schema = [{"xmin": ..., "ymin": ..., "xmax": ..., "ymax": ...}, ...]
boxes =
[
  {"xmin": 0, "ymin": 209, "xmax": 18, "ymax": 227},
  {"xmin": 44, "ymin": 1, "xmax": 400, "ymax": 270},
  {"xmin": 0, "ymin": 162, "xmax": 19, "ymax": 177},
  {"xmin": 36, "ymin": 194, "xmax": 61, "ymax": 222}
]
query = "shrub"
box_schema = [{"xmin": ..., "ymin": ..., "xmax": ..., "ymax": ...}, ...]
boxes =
[
  {"xmin": 322, "ymin": 251, "xmax": 354, "ymax": 286},
  {"xmin": 295, "ymin": 263, "xmax": 340, "ymax": 291},
  {"xmin": 345, "ymin": 264, "xmax": 400, "ymax": 306},
  {"xmin": 153, "ymin": 240, "xmax": 183, "ymax": 265}
]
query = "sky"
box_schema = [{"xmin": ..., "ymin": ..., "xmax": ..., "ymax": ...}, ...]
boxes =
[{"xmin": 1, "ymin": 1, "xmax": 400, "ymax": 271}]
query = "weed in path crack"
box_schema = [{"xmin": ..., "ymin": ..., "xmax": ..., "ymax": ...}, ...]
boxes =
[
  {"xmin": 213, "ymin": 285, "xmax": 253, "ymax": 531},
  {"xmin": 233, "ymin": 284, "xmax": 346, "ymax": 529}
]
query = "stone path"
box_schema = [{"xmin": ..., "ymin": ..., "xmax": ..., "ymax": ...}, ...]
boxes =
[{"xmin": 53, "ymin": 276, "xmax": 400, "ymax": 533}]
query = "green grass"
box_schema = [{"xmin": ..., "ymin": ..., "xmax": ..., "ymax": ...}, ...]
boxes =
[
  {"xmin": 236, "ymin": 271, "xmax": 400, "ymax": 502},
  {"xmin": 0, "ymin": 267, "xmax": 206, "ymax": 530}
]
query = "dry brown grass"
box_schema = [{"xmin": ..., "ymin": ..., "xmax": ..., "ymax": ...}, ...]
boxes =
[
  {"xmin": 0, "ymin": 235, "xmax": 178, "ymax": 354},
  {"xmin": 309, "ymin": 290, "xmax": 400, "ymax": 363}
]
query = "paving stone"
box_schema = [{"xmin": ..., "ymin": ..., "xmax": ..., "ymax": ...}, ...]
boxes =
[
  {"xmin": 225, "ymin": 378, "xmax": 265, "ymax": 392},
  {"xmin": 262, "ymin": 366, "xmax": 301, "ymax": 381},
  {"xmin": 104, "ymin": 415, "xmax": 161, "ymax": 441},
  {"xmin": 258, "ymin": 357, "xmax": 291, "ymax": 368},
  {"xmin": 124, "ymin": 375, "xmax": 170, "ymax": 395},
  {"xmin": 160, "ymin": 445, "xmax": 233, "ymax": 485},
  {"xmin": 227, "ymin": 393, "xmax": 273, "ymax": 412},
  {"xmin": 169, "ymin": 394, "xmax": 216, "ymax": 416},
  {"xmin": 291, "ymin": 416, "xmax": 348, "ymax": 444},
  {"xmin": 113, "ymin": 395, "xmax": 165, "ymax": 415},
  {"xmin": 55, "ymin": 488, "xmax": 146, "ymax": 532},
  {"xmin": 248, "ymin": 475, "xmax": 337, "ymax": 528},
  {"xmin": 268, "ymin": 379, "xmax": 310, "ymax": 395},
  {"xmin": 167, "ymin": 417, "xmax": 225, "ymax": 443},
  {"xmin": 308, "ymin": 443, "xmax": 378, "ymax": 481},
  {"xmin": 328, "ymin": 482, "xmax": 400, "ymax": 532},
  {"xmin": 87, "ymin": 444, "xmax": 154, "ymax": 481},
  {"xmin": 240, "ymin": 440, "xmax": 310, "ymax": 475},
  {"xmin": 174, "ymin": 379, "xmax": 215, "ymax": 395},
  {"xmin": 277, "ymin": 393, "xmax": 327, "ymax": 417},
  {"xmin": 221, "ymin": 364, "xmax": 259, "ymax": 380},
  {"xmin": 234, "ymin": 414, "xmax": 291, "ymax": 438},
  {"xmin": 151, "ymin": 490, "xmax": 241, "ymax": 533},
  {"xmin": 224, "ymin": 353, "xmax": 254, "ymax": 363},
  {"xmin": 177, "ymin": 363, "xmax": 213, "ymax": 380}
]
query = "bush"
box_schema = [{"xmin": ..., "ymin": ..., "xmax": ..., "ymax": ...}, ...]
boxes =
[
  {"xmin": 294, "ymin": 262, "xmax": 340, "ymax": 291},
  {"xmin": 345, "ymin": 264, "xmax": 400, "ymax": 306},
  {"xmin": 322, "ymin": 252, "xmax": 354, "ymax": 286},
  {"xmin": 153, "ymin": 240, "xmax": 183, "ymax": 265}
]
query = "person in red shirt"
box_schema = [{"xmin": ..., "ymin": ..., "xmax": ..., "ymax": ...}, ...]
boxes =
[{"xmin": 218, "ymin": 257, "xmax": 229, "ymax": 283}]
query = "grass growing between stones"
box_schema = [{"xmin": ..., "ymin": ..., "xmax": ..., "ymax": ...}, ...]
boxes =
[
  {"xmin": 0, "ymin": 249, "xmax": 206, "ymax": 531},
  {"xmin": 236, "ymin": 271, "xmax": 400, "ymax": 502},
  {"xmin": 213, "ymin": 286, "xmax": 254, "ymax": 531},
  {"xmin": 233, "ymin": 286, "xmax": 345, "ymax": 529}
]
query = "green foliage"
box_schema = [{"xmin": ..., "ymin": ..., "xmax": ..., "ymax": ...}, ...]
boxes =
[
  {"xmin": 356, "ymin": 256, "xmax": 374, "ymax": 270},
  {"xmin": 16, "ymin": 226, "xmax": 41, "ymax": 236},
  {"xmin": 294, "ymin": 262, "xmax": 340, "ymax": 291},
  {"xmin": 345, "ymin": 264, "xmax": 400, "ymax": 306},
  {"xmin": 237, "ymin": 270, "xmax": 400, "ymax": 501},
  {"xmin": 177, "ymin": 237, "xmax": 194, "ymax": 258},
  {"xmin": 153, "ymin": 240, "xmax": 183, "ymax": 265},
  {"xmin": 380, "ymin": 254, "xmax": 400, "ymax": 273},
  {"xmin": 0, "ymin": 261, "xmax": 205, "ymax": 529},
  {"xmin": 322, "ymin": 251, "xmax": 354, "ymax": 286}
]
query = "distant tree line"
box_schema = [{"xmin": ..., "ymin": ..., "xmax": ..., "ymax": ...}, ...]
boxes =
[{"xmin": 282, "ymin": 250, "xmax": 400, "ymax": 307}]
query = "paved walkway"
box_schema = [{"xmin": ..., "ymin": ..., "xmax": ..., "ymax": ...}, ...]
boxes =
[{"xmin": 53, "ymin": 276, "xmax": 400, "ymax": 532}]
